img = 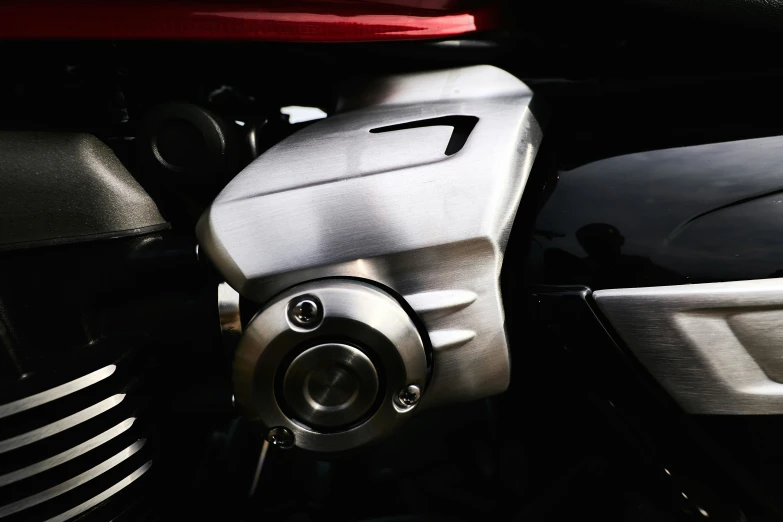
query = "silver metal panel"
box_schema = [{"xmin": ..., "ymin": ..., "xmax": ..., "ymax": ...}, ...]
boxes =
[
  {"xmin": 594, "ymin": 278, "xmax": 783, "ymax": 414},
  {"xmin": 198, "ymin": 65, "xmax": 542, "ymax": 407}
]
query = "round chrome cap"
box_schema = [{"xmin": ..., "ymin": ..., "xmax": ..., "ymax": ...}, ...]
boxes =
[
  {"xmin": 283, "ymin": 343, "xmax": 379, "ymax": 429},
  {"xmin": 233, "ymin": 279, "xmax": 427, "ymax": 452}
]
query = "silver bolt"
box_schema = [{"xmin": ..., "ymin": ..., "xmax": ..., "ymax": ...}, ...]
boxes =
[
  {"xmin": 395, "ymin": 384, "xmax": 421, "ymax": 408},
  {"xmin": 289, "ymin": 297, "xmax": 321, "ymax": 328},
  {"xmin": 267, "ymin": 427, "xmax": 295, "ymax": 449}
]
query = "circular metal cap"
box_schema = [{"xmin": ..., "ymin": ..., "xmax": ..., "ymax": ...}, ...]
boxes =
[
  {"xmin": 283, "ymin": 343, "xmax": 379, "ymax": 429},
  {"xmin": 233, "ymin": 279, "xmax": 428, "ymax": 452}
]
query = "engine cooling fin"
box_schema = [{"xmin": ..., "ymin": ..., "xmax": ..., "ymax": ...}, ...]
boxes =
[{"xmin": 0, "ymin": 350, "xmax": 152, "ymax": 522}]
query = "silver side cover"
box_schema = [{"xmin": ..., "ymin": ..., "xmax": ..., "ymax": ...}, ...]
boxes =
[
  {"xmin": 197, "ymin": 65, "xmax": 542, "ymax": 407},
  {"xmin": 595, "ymin": 278, "xmax": 783, "ymax": 414}
]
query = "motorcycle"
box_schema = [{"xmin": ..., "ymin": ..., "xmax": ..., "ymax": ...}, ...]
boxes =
[{"xmin": 1, "ymin": 1, "xmax": 781, "ymax": 520}]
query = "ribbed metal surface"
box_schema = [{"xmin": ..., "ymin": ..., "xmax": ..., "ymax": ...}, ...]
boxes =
[
  {"xmin": 0, "ymin": 359, "xmax": 152, "ymax": 521},
  {"xmin": 0, "ymin": 366, "xmax": 116, "ymax": 421}
]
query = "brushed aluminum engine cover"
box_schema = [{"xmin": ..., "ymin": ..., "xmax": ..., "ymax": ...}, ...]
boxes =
[{"xmin": 197, "ymin": 65, "xmax": 542, "ymax": 409}]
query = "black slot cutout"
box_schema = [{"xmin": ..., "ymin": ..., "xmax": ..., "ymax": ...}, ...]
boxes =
[{"xmin": 370, "ymin": 115, "xmax": 478, "ymax": 156}]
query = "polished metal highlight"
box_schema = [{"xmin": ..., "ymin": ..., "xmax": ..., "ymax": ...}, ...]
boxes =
[
  {"xmin": 198, "ymin": 65, "xmax": 542, "ymax": 409},
  {"xmin": 0, "ymin": 418, "xmax": 136, "ymax": 487},
  {"xmin": 218, "ymin": 282, "xmax": 242, "ymax": 337},
  {"xmin": 0, "ymin": 365, "xmax": 116, "ymax": 420},
  {"xmin": 42, "ymin": 461, "xmax": 152, "ymax": 522},
  {"xmin": 404, "ymin": 290, "xmax": 478, "ymax": 318},
  {"xmin": 428, "ymin": 330, "xmax": 477, "ymax": 351},
  {"xmin": 288, "ymin": 297, "xmax": 322, "ymax": 329},
  {"xmin": 594, "ymin": 278, "xmax": 783, "ymax": 414},
  {"xmin": 283, "ymin": 343, "xmax": 379, "ymax": 429},
  {"xmin": 248, "ymin": 440, "xmax": 270, "ymax": 497},
  {"xmin": 395, "ymin": 385, "xmax": 421, "ymax": 408},
  {"xmin": 0, "ymin": 394, "xmax": 125, "ymax": 455},
  {"xmin": 267, "ymin": 427, "xmax": 294, "ymax": 449},
  {"xmin": 0, "ymin": 439, "xmax": 146, "ymax": 519},
  {"xmin": 234, "ymin": 279, "xmax": 427, "ymax": 451}
]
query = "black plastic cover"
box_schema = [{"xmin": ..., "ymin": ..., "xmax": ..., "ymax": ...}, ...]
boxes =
[
  {"xmin": 528, "ymin": 135, "xmax": 783, "ymax": 289},
  {"xmin": 0, "ymin": 132, "xmax": 167, "ymax": 250}
]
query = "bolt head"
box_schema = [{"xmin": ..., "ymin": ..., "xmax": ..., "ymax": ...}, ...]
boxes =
[
  {"xmin": 288, "ymin": 296, "xmax": 322, "ymax": 328},
  {"xmin": 267, "ymin": 426, "xmax": 295, "ymax": 449},
  {"xmin": 395, "ymin": 385, "xmax": 421, "ymax": 408}
]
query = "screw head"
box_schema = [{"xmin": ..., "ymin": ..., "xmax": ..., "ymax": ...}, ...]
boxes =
[
  {"xmin": 288, "ymin": 296, "xmax": 322, "ymax": 328},
  {"xmin": 267, "ymin": 426, "xmax": 295, "ymax": 449},
  {"xmin": 395, "ymin": 385, "xmax": 421, "ymax": 408}
]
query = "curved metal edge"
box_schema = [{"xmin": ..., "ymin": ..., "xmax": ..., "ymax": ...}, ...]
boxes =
[
  {"xmin": 0, "ymin": 418, "xmax": 136, "ymax": 487},
  {"xmin": 0, "ymin": 394, "xmax": 125, "ymax": 455},
  {"xmin": 42, "ymin": 461, "xmax": 152, "ymax": 522},
  {"xmin": 335, "ymin": 65, "xmax": 532, "ymax": 112},
  {"xmin": 0, "ymin": 439, "xmax": 146, "ymax": 519},
  {"xmin": 594, "ymin": 277, "xmax": 783, "ymax": 414},
  {"xmin": 0, "ymin": 365, "xmax": 116, "ymax": 420}
]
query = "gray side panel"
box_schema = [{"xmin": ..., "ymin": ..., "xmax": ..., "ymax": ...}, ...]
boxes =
[{"xmin": 0, "ymin": 132, "xmax": 166, "ymax": 250}]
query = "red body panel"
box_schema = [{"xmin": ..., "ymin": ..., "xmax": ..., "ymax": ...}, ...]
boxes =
[{"xmin": 0, "ymin": 1, "xmax": 499, "ymax": 42}]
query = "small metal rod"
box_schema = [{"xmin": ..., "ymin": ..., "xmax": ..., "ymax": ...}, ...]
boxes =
[{"xmin": 248, "ymin": 440, "xmax": 269, "ymax": 497}]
